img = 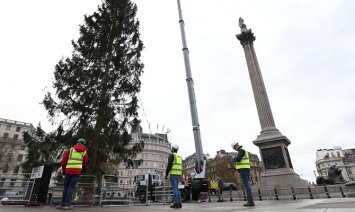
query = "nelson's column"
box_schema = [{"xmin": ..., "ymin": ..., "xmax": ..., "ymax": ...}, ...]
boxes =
[{"xmin": 236, "ymin": 18, "xmax": 308, "ymax": 188}]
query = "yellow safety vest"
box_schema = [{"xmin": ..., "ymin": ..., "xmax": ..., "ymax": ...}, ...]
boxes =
[
  {"xmin": 66, "ymin": 147, "xmax": 86, "ymax": 169},
  {"xmin": 169, "ymin": 152, "xmax": 182, "ymax": 175},
  {"xmin": 235, "ymin": 147, "xmax": 250, "ymax": 169}
]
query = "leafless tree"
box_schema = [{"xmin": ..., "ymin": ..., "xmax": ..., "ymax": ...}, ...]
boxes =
[{"xmin": 0, "ymin": 140, "xmax": 18, "ymax": 173}]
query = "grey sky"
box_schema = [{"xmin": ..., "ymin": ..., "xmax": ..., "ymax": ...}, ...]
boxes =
[{"xmin": 1, "ymin": 0, "xmax": 355, "ymax": 183}]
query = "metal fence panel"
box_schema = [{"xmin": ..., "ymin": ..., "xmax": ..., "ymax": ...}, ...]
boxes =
[
  {"xmin": 0, "ymin": 173, "xmax": 35, "ymax": 206},
  {"xmin": 50, "ymin": 174, "xmax": 97, "ymax": 207}
]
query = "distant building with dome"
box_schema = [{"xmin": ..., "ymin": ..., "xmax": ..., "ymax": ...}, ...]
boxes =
[{"xmin": 114, "ymin": 126, "xmax": 171, "ymax": 185}]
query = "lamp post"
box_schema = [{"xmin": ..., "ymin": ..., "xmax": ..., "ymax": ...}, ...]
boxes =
[{"xmin": 313, "ymin": 170, "xmax": 317, "ymax": 178}]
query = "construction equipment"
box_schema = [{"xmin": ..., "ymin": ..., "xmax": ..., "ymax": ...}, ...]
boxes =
[{"xmin": 176, "ymin": 0, "xmax": 220, "ymax": 200}]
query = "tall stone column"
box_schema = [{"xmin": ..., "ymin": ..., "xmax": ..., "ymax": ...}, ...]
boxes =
[{"xmin": 236, "ymin": 18, "xmax": 308, "ymax": 189}]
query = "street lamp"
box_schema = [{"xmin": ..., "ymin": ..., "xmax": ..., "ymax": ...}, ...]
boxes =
[{"xmin": 313, "ymin": 170, "xmax": 317, "ymax": 178}]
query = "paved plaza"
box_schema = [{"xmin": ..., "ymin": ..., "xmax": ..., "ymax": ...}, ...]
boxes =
[{"xmin": 1, "ymin": 198, "xmax": 355, "ymax": 212}]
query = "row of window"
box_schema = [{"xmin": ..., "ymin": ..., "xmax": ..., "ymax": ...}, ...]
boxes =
[
  {"xmin": 139, "ymin": 153, "xmax": 167, "ymax": 161},
  {"xmin": 0, "ymin": 125, "xmax": 22, "ymax": 132},
  {"xmin": 2, "ymin": 165, "xmax": 21, "ymax": 174},
  {"xmin": 139, "ymin": 161, "xmax": 165, "ymax": 168},
  {"xmin": 2, "ymin": 133, "xmax": 20, "ymax": 140}
]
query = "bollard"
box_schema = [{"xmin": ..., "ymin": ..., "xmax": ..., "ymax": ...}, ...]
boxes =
[
  {"xmin": 208, "ymin": 192, "xmax": 211, "ymax": 202},
  {"xmin": 229, "ymin": 190, "xmax": 233, "ymax": 201},
  {"xmin": 291, "ymin": 187, "xmax": 296, "ymax": 200},
  {"xmin": 274, "ymin": 188, "xmax": 279, "ymax": 200},
  {"xmin": 145, "ymin": 179, "xmax": 149, "ymax": 205},
  {"xmin": 308, "ymin": 186, "xmax": 314, "ymax": 199},
  {"xmin": 324, "ymin": 185, "xmax": 331, "ymax": 198},
  {"xmin": 243, "ymin": 189, "xmax": 246, "ymax": 201},
  {"xmin": 258, "ymin": 189, "xmax": 262, "ymax": 201},
  {"xmin": 339, "ymin": 186, "xmax": 346, "ymax": 198}
]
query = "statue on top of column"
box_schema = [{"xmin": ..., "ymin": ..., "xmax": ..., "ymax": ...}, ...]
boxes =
[{"xmin": 239, "ymin": 17, "xmax": 247, "ymax": 29}]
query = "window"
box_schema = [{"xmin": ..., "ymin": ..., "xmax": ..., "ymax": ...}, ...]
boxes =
[
  {"xmin": 3, "ymin": 133, "xmax": 9, "ymax": 138},
  {"xmin": 14, "ymin": 166, "xmax": 20, "ymax": 173},
  {"xmin": 13, "ymin": 134, "xmax": 19, "ymax": 140},
  {"xmin": 337, "ymin": 151, "xmax": 340, "ymax": 157},
  {"xmin": 348, "ymin": 169, "xmax": 352, "ymax": 174},
  {"xmin": 17, "ymin": 154, "xmax": 23, "ymax": 162},
  {"xmin": 20, "ymin": 145, "xmax": 26, "ymax": 150},
  {"xmin": 6, "ymin": 125, "xmax": 11, "ymax": 131},
  {"xmin": 16, "ymin": 127, "xmax": 21, "ymax": 132},
  {"xmin": 2, "ymin": 165, "xmax": 9, "ymax": 173},
  {"xmin": 0, "ymin": 178, "xmax": 5, "ymax": 186},
  {"xmin": 10, "ymin": 179, "xmax": 16, "ymax": 187}
]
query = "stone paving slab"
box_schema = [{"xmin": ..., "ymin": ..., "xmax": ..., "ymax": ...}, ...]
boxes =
[{"xmin": 0, "ymin": 198, "xmax": 354, "ymax": 212}]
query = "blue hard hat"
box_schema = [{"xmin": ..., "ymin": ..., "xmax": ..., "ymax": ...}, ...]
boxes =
[{"xmin": 78, "ymin": 138, "xmax": 86, "ymax": 145}]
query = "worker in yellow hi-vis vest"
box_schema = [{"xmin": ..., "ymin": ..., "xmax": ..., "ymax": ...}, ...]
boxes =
[
  {"xmin": 57, "ymin": 138, "xmax": 88, "ymax": 210},
  {"xmin": 165, "ymin": 143, "xmax": 182, "ymax": 209},
  {"xmin": 230, "ymin": 141, "xmax": 255, "ymax": 207}
]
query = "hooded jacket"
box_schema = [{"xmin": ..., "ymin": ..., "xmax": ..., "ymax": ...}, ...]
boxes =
[{"xmin": 61, "ymin": 143, "xmax": 88, "ymax": 175}]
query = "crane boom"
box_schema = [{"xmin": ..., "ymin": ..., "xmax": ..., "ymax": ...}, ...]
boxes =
[{"xmin": 177, "ymin": 0, "xmax": 205, "ymax": 177}]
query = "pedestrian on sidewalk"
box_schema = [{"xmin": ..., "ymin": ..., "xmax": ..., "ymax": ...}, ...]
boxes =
[
  {"xmin": 165, "ymin": 143, "xmax": 182, "ymax": 209},
  {"xmin": 56, "ymin": 138, "xmax": 88, "ymax": 210},
  {"xmin": 230, "ymin": 141, "xmax": 255, "ymax": 207}
]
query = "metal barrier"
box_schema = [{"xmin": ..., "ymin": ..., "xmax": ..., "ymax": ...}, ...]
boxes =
[
  {"xmin": 100, "ymin": 174, "xmax": 135, "ymax": 207},
  {"xmin": 0, "ymin": 173, "xmax": 35, "ymax": 206},
  {"xmin": 50, "ymin": 174, "xmax": 97, "ymax": 207},
  {"xmin": 221, "ymin": 189, "xmax": 244, "ymax": 202},
  {"xmin": 136, "ymin": 178, "xmax": 173, "ymax": 206},
  {"xmin": 316, "ymin": 185, "xmax": 347, "ymax": 198}
]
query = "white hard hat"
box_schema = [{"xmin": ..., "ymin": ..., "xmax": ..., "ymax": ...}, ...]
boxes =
[
  {"xmin": 231, "ymin": 142, "xmax": 239, "ymax": 149},
  {"xmin": 171, "ymin": 143, "xmax": 179, "ymax": 150}
]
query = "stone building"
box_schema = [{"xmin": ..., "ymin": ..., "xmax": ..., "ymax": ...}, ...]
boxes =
[
  {"xmin": 0, "ymin": 118, "xmax": 35, "ymax": 190},
  {"xmin": 205, "ymin": 149, "xmax": 262, "ymax": 190},
  {"xmin": 316, "ymin": 146, "xmax": 355, "ymax": 181},
  {"xmin": 0, "ymin": 118, "xmax": 34, "ymax": 174},
  {"xmin": 114, "ymin": 126, "xmax": 171, "ymax": 184}
]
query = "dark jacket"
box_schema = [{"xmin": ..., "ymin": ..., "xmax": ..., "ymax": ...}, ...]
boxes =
[
  {"xmin": 232, "ymin": 145, "xmax": 250, "ymax": 170},
  {"xmin": 233, "ymin": 145, "xmax": 245, "ymax": 163}
]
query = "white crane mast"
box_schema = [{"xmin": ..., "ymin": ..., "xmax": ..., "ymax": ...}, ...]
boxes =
[{"xmin": 177, "ymin": 0, "xmax": 205, "ymax": 178}]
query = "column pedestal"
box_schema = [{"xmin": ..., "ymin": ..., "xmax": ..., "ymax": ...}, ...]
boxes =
[{"xmin": 253, "ymin": 134, "xmax": 308, "ymax": 189}]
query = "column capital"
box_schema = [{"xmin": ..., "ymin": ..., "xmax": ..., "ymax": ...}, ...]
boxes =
[{"xmin": 236, "ymin": 29, "xmax": 256, "ymax": 46}]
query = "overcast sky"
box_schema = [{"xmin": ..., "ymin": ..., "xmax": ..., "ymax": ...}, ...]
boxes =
[{"xmin": 1, "ymin": 0, "xmax": 355, "ymax": 183}]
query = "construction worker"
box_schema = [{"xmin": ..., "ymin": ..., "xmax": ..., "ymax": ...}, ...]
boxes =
[
  {"xmin": 57, "ymin": 138, "xmax": 88, "ymax": 210},
  {"xmin": 165, "ymin": 143, "xmax": 182, "ymax": 209},
  {"xmin": 231, "ymin": 141, "xmax": 255, "ymax": 207}
]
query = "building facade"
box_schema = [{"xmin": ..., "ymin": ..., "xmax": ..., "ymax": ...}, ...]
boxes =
[
  {"xmin": 0, "ymin": 118, "xmax": 34, "ymax": 174},
  {"xmin": 0, "ymin": 118, "xmax": 35, "ymax": 191},
  {"xmin": 114, "ymin": 126, "xmax": 172, "ymax": 185},
  {"xmin": 315, "ymin": 146, "xmax": 355, "ymax": 181}
]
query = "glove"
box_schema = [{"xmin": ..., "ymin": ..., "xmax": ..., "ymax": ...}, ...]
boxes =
[
  {"xmin": 165, "ymin": 175, "xmax": 168, "ymax": 179},
  {"xmin": 62, "ymin": 170, "xmax": 66, "ymax": 175},
  {"xmin": 82, "ymin": 166, "xmax": 87, "ymax": 174}
]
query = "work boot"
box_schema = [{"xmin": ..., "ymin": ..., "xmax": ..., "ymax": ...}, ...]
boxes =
[
  {"xmin": 63, "ymin": 204, "xmax": 73, "ymax": 210},
  {"xmin": 176, "ymin": 203, "xmax": 182, "ymax": 209},
  {"xmin": 56, "ymin": 202, "xmax": 65, "ymax": 209},
  {"xmin": 170, "ymin": 203, "xmax": 177, "ymax": 208},
  {"xmin": 243, "ymin": 201, "xmax": 255, "ymax": 207}
]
